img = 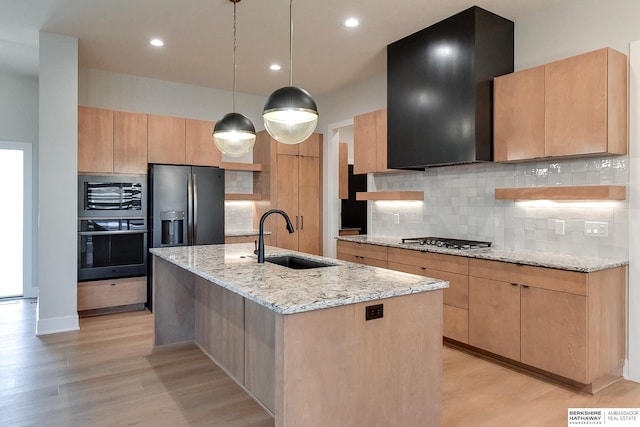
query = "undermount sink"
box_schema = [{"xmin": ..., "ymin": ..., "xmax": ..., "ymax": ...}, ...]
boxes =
[{"xmin": 265, "ymin": 255, "xmax": 337, "ymax": 270}]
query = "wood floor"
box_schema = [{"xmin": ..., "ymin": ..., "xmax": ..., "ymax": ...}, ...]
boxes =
[{"xmin": 2, "ymin": 299, "xmax": 639, "ymax": 427}]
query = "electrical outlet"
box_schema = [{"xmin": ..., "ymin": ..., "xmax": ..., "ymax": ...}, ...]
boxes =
[
  {"xmin": 366, "ymin": 304, "xmax": 384, "ymax": 320},
  {"xmin": 584, "ymin": 221, "xmax": 609, "ymax": 237},
  {"xmin": 554, "ymin": 220, "xmax": 565, "ymax": 235},
  {"xmin": 394, "ymin": 213, "xmax": 400, "ymax": 224}
]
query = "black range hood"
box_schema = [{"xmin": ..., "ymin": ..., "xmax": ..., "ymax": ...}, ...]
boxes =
[{"xmin": 387, "ymin": 6, "xmax": 514, "ymax": 169}]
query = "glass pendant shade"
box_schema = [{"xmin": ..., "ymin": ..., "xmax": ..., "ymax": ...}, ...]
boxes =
[
  {"xmin": 213, "ymin": 112, "xmax": 256, "ymax": 157},
  {"xmin": 263, "ymin": 86, "xmax": 318, "ymax": 144}
]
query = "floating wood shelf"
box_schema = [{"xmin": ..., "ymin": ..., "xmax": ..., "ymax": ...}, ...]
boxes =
[
  {"xmin": 356, "ymin": 191, "xmax": 424, "ymax": 201},
  {"xmin": 220, "ymin": 162, "xmax": 262, "ymax": 172},
  {"xmin": 225, "ymin": 193, "xmax": 262, "ymax": 201},
  {"xmin": 495, "ymin": 185, "xmax": 626, "ymax": 201}
]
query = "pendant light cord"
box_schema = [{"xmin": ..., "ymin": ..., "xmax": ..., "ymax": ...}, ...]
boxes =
[
  {"xmin": 289, "ymin": 0, "xmax": 293, "ymax": 86},
  {"xmin": 232, "ymin": 0, "xmax": 238, "ymax": 112}
]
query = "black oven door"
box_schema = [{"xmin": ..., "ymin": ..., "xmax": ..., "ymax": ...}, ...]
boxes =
[{"xmin": 78, "ymin": 218, "xmax": 147, "ymax": 281}]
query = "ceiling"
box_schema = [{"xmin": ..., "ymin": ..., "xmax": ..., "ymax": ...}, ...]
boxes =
[{"xmin": 0, "ymin": 0, "xmax": 562, "ymax": 97}]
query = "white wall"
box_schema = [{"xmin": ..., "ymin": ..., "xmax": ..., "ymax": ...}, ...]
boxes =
[
  {"xmin": 0, "ymin": 72, "xmax": 39, "ymax": 298},
  {"xmin": 37, "ymin": 32, "xmax": 79, "ymax": 335}
]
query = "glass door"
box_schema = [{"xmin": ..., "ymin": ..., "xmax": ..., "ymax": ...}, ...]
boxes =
[{"xmin": 0, "ymin": 148, "xmax": 23, "ymax": 298}]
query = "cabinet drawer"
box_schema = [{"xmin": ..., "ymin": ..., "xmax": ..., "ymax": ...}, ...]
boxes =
[
  {"xmin": 443, "ymin": 305, "xmax": 468, "ymax": 344},
  {"xmin": 78, "ymin": 276, "xmax": 147, "ymax": 311},
  {"xmin": 469, "ymin": 259, "xmax": 587, "ymax": 296},
  {"xmin": 388, "ymin": 247, "xmax": 468, "ymax": 275},
  {"xmin": 388, "ymin": 261, "xmax": 468, "ymax": 309},
  {"xmin": 337, "ymin": 251, "xmax": 388, "ymax": 269},
  {"xmin": 336, "ymin": 240, "xmax": 388, "ymax": 261}
]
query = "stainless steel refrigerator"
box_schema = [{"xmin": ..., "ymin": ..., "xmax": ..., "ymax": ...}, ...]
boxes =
[{"xmin": 147, "ymin": 164, "xmax": 225, "ymax": 309}]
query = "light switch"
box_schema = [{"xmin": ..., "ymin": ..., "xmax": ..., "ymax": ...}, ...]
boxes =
[{"xmin": 554, "ymin": 220, "xmax": 565, "ymax": 235}]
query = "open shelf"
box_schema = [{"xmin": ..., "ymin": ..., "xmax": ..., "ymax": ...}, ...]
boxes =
[
  {"xmin": 225, "ymin": 193, "xmax": 262, "ymax": 201},
  {"xmin": 220, "ymin": 162, "xmax": 262, "ymax": 172},
  {"xmin": 356, "ymin": 191, "xmax": 424, "ymax": 201},
  {"xmin": 495, "ymin": 185, "xmax": 626, "ymax": 201}
]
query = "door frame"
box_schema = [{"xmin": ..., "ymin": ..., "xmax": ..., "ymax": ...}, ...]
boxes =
[
  {"xmin": 0, "ymin": 141, "xmax": 34, "ymax": 298},
  {"xmin": 324, "ymin": 119, "xmax": 353, "ymax": 259}
]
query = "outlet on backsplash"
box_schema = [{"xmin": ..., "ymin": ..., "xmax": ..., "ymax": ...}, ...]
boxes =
[
  {"xmin": 554, "ymin": 220, "xmax": 565, "ymax": 235},
  {"xmin": 584, "ymin": 221, "xmax": 609, "ymax": 237},
  {"xmin": 394, "ymin": 213, "xmax": 400, "ymax": 224}
]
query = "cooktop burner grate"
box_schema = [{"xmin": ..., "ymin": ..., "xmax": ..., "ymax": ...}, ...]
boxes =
[{"xmin": 401, "ymin": 236, "xmax": 492, "ymax": 250}]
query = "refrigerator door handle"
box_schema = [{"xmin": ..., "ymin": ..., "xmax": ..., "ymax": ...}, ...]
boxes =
[
  {"xmin": 187, "ymin": 172, "xmax": 194, "ymax": 245},
  {"xmin": 193, "ymin": 173, "xmax": 198, "ymax": 245}
]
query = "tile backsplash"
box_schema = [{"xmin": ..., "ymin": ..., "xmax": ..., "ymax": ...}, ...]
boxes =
[
  {"xmin": 369, "ymin": 156, "xmax": 629, "ymax": 260},
  {"xmin": 224, "ymin": 170, "xmax": 254, "ymax": 233}
]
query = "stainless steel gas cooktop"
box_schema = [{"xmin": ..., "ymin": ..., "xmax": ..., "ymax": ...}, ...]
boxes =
[{"xmin": 400, "ymin": 237, "xmax": 492, "ymax": 250}]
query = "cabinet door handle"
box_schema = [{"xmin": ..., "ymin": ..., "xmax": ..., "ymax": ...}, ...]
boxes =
[
  {"xmin": 295, "ymin": 216, "xmax": 299, "ymax": 230},
  {"xmin": 511, "ymin": 283, "xmax": 518, "ymax": 287},
  {"xmin": 522, "ymin": 285, "xmax": 530, "ymax": 289},
  {"xmin": 111, "ymin": 283, "xmax": 117, "ymax": 286},
  {"xmin": 300, "ymin": 215, "xmax": 304, "ymax": 230}
]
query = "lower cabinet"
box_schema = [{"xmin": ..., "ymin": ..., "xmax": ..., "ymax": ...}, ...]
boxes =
[
  {"xmin": 469, "ymin": 258, "xmax": 625, "ymax": 390},
  {"xmin": 335, "ymin": 239, "xmax": 626, "ymax": 391},
  {"xmin": 336, "ymin": 240, "xmax": 388, "ymax": 268},
  {"xmin": 77, "ymin": 276, "xmax": 146, "ymax": 312},
  {"xmin": 387, "ymin": 247, "xmax": 469, "ymax": 344}
]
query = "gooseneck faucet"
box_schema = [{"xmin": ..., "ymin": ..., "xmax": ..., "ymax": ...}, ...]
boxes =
[{"xmin": 258, "ymin": 209, "xmax": 295, "ymax": 263}]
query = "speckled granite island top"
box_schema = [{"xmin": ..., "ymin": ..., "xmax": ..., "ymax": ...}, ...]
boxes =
[
  {"xmin": 150, "ymin": 243, "xmax": 448, "ymax": 315},
  {"xmin": 337, "ymin": 235, "xmax": 628, "ymax": 273}
]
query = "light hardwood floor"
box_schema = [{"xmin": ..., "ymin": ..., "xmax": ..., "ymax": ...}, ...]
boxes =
[{"xmin": 2, "ymin": 299, "xmax": 639, "ymax": 426}]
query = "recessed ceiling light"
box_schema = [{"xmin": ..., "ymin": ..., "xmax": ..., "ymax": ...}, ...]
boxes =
[
  {"xmin": 150, "ymin": 38, "xmax": 164, "ymax": 47},
  {"xmin": 270, "ymin": 64, "xmax": 281, "ymax": 71},
  {"xmin": 344, "ymin": 18, "xmax": 359, "ymax": 28}
]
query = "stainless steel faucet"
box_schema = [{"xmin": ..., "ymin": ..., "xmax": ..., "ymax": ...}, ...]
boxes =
[{"xmin": 258, "ymin": 209, "xmax": 295, "ymax": 263}]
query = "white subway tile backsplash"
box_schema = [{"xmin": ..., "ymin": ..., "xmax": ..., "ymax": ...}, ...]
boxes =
[{"xmin": 370, "ymin": 156, "xmax": 629, "ymax": 259}]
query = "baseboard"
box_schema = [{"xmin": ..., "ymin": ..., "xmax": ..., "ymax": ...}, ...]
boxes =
[{"xmin": 36, "ymin": 308, "xmax": 80, "ymax": 335}]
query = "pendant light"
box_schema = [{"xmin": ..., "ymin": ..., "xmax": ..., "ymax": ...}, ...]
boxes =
[
  {"xmin": 262, "ymin": 0, "xmax": 318, "ymax": 145},
  {"xmin": 213, "ymin": 0, "xmax": 256, "ymax": 157}
]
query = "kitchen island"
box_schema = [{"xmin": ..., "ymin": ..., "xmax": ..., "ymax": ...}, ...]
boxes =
[{"xmin": 150, "ymin": 243, "xmax": 448, "ymax": 427}]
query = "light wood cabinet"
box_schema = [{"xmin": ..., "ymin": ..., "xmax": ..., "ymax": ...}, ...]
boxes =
[
  {"xmin": 339, "ymin": 142, "xmax": 348, "ymax": 199},
  {"xmin": 494, "ymin": 47, "xmax": 627, "ymax": 162},
  {"xmin": 469, "ymin": 258, "xmax": 625, "ymax": 390},
  {"xmin": 354, "ymin": 109, "xmax": 389, "ymax": 174},
  {"xmin": 185, "ymin": 119, "xmax": 221, "ymax": 167},
  {"xmin": 494, "ymin": 66, "xmax": 545, "ymax": 162},
  {"xmin": 253, "ymin": 131, "xmax": 323, "ymax": 256},
  {"xmin": 77, "ymin": 276, "xmax": 146, "ymax": 312},
  {"xmin": 113, "ymin": 111, "xmax": 148, "ymax": 174},
  {"xmin": 147, "ymin": 114, "xmax": 186, "ymax": 164},
  {"xmin": 468, "ymin": 276, "xmax": 521, "ymax": 361},
  {"xmin": 276, "ymin": 154, "xmax": 322, "ymax": 255},
  {"xmin": 79, "ymin": 107, "xmax": 149, "ymax": 174},
  {"xmin": 520, "ymin": 286, "xmax": 588, "ymax": 383},
  {"xmin": 336, "ymin": 240, "xmax": 388, "ymax": 268},
  {"xmin": 78, "ymin": 107, "xmax": 114, "ymax": 173},
  {"xmin": 387, "ymin": 247, "xmax": 469, "ymax": 343}
]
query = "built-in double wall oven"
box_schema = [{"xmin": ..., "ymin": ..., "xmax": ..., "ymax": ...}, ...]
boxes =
[{"xmin": 78, "ymin": 175, "xmax": 148, "ymax": 282}]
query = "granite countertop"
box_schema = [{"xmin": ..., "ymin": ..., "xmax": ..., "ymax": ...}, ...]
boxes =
[
  {"xmin": 150, "ymin": 243, "xmax": 448, "ymax": 315},
  {"xmin": 337, "ymin": 235, "xmax": 628, "ymax": 273}
]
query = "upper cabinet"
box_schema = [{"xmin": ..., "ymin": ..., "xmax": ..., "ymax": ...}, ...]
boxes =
[
  {"xmin": 78, "ymin": 107, "xmax": 114, "ymax": 174},
  {"xmin": 113, "ymin": 111, "xmax": 147, "ymax": 174},
  {"xmin": 339, "ymin": 142, "xmax": 348, "ymax": 199},
  {"xmin": 79, "ymin": 107, "xmax": 148, "ymax": 174},
  {"xmin": 494, "ymin": 48, "xmax": 628, "ymax": 162},
  {"xmin": 147, "ymin": 114, "xmax": 186, "ymax": 165},
  {"xmin": 185, "ymin": 119, "xmax": 221, "ymax": 167},
  {"xmin": 353, "ymin": 108, "xmax": 388, "ymax": 174}
]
